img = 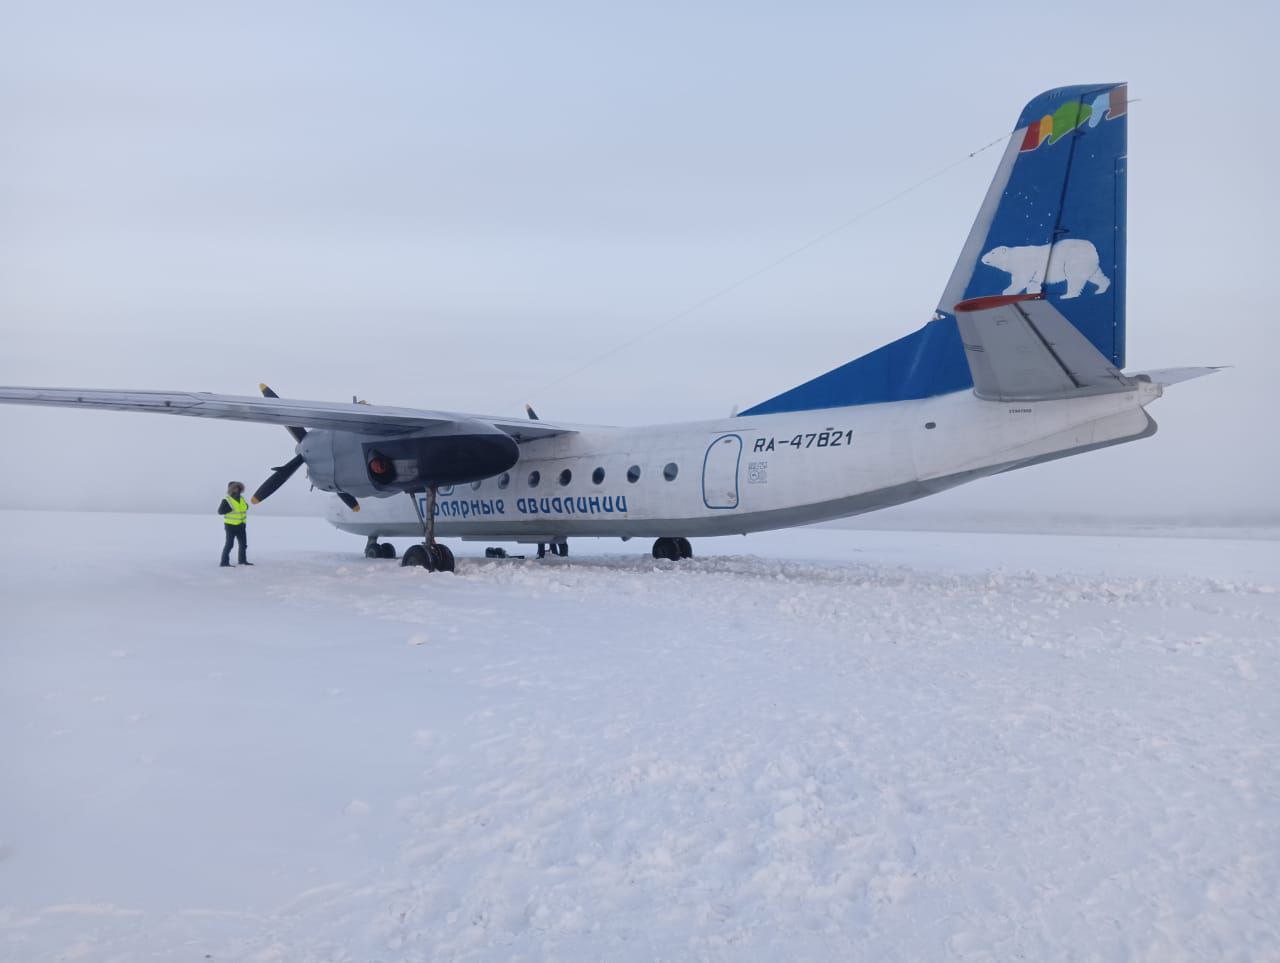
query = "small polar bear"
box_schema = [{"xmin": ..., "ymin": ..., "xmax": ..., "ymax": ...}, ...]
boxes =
[{"xmin": 980, "ymin": 239, "xmax": 1110, "ymax": 299}]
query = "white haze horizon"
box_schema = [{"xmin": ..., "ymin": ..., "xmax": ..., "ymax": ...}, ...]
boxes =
[{"xmin": 2, "ymin": 1, "xmax": 1275, "ymax": 523}]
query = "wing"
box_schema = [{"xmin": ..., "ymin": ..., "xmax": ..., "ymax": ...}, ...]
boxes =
[{"xmin": 0, "ymin": 386, "xmax": 576, "ymax": 441}]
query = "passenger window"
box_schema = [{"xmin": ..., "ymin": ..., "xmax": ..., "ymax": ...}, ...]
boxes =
[
  {"xmin": 528, "ymin": 470, "xmax": 541, "ymax": 487},
  {"xmin": 592, "ymin": 467, "xmax": 605, "ymax": 485},
  {"xmin": 627, "ymin": 465, "xmax": 641, "ymax": 483},
  {"xmin": 471, "ymin": 480, "xmax": 483, "ymax": 490},
  {"xmin": 559, "ymin": 468, "xmax": 572, "ymax": 486},
  {"xmin": 663, "ymin": 462, "xmax": 679, "ymax": 482},
  {"xmin": 498, "ymin": 473, "xmax": 510, "ymax": 489}
]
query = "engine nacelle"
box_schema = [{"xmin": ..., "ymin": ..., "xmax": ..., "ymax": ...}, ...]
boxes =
[{"xmin": 300, "ymin": 421, "xmax": 519, "ymax": 497}]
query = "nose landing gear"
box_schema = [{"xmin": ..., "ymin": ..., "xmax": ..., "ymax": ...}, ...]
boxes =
[
  {"xmin": 652, "ymin": 537, "xmax": 692, "ymax": 561},
  {"xmin": 401, "ymin": 486, "xmax": 456, "ymax": 573}
]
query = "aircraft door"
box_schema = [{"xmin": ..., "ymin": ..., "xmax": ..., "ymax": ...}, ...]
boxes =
[{"xmin": 702, "ymin": 433, "xmax": 742, "ymax": 510}]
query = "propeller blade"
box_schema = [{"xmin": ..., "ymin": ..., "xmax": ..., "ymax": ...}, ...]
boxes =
[
  {"xmin": 258, "ymin": 383, "xmax": 307, "ymax": 443},
  {"xmin": 251, "ymin": 453, "xmax": 304, "ymax": 504},
  {"xmin": 257, "ymin": 384, "xmax": 357, "ymax": 512}
]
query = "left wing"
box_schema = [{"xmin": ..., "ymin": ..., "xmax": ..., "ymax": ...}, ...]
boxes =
[{"xmin": 0, "ymin": 386, "xmax": 576, "ymax": 442}]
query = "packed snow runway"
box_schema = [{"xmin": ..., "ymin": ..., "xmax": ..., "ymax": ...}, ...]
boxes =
[{"xmin": 1, "ymin": 511, "xmax": 1277, "ymax": 961}]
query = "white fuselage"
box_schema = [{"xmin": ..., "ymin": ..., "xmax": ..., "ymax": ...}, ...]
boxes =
[{"xmin": 329, "ymin": 382, "xmax": 1161, "ymax": 542}]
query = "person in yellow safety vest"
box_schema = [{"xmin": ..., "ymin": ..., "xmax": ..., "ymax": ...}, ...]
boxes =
[{"xmin": 218, "ymin": 481, "xmax": 253, "ymax": 567}]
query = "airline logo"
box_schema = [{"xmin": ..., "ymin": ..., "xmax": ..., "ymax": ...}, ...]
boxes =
[
  {"xmin": 981, "ymin": 239, "xmax": 1110, "ymax": 299},
  {"xmin": 1020, "ymin": 85, "xmax": 1127, "ymax": 152}
]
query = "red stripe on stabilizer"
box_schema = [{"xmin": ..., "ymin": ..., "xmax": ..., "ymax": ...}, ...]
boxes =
[{"xmin": 953, "ymin": 292, "xmax": 1045, "ymax": 313}]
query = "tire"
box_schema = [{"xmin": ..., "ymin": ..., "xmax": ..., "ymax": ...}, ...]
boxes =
[
  {"xmin": 651, "ymin": 537, "xmax": 680, "ymax": 561},
  {"xmin": 379, "ymin": 542, "xmax": 397, "ymax": 559},
  {"xmin": 430, "ymin": 543, "xmax": 456, "ymax": 573},
  {"xmin": 364, "ymin": 543, "xmax": 381, "ymax": 559},
  {"xmin": 675, "ymin": 537, "xmax": 692, "ymax": 559},
  {"xmin": 401, "ymin": 544, "xmax": 431, "ymax": 568}
]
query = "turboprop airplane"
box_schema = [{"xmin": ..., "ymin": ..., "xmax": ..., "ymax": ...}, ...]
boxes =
[{"xmin": 0, "ymin": 83, "xmax": 1219, "ymax": 572}]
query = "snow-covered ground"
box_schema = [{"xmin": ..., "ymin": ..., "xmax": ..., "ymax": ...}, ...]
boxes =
[{"xmin": 1, "ymin": 510, "xmax": 1277, "ymax": 962}]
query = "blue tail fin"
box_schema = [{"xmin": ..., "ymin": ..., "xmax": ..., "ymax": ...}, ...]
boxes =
[{"xmin": 740, "ymin": 83, "xmax": 1128, "ymax": 416}]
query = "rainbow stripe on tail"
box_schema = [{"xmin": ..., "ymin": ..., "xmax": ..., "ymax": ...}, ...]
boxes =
[{"xmin": 1020, "ymin": 85, "xmax": 1127, "ymax": 151}]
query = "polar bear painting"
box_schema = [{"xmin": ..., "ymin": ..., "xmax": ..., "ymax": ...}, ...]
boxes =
[{"xmin": 980, "ymin": 239, "xmax": 1110, "ymax": 299}]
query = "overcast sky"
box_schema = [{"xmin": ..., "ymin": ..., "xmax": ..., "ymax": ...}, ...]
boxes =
[{"xmin": 2, "ymin": 0, "xmax": 1275, "ymax": 521}]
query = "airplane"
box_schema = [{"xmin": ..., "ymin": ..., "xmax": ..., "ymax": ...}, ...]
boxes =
[{"xmin": 0, "ymin": 83, "xmax": 1219, "ymax": 572}]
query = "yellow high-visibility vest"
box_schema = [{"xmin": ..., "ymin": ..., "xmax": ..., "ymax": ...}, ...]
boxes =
[{"xmin": 223, "ymin": 494, "xmax": 248, "ymax": 526}]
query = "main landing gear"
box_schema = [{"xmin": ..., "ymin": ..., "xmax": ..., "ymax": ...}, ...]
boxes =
[
  {"xmin": 537, "ymin": 541, "xmax": 569, "ymax": 559},
  {"xmin": 363, "ymin": 535, "xmax": 397, "ymax": 559},
  {"xmin": 401, "ymin": 486, "xmax": 456, "ymax": 573},
  {"xmin": 652, "ymin": 537, "xmax": 692, "ymax": 561}
]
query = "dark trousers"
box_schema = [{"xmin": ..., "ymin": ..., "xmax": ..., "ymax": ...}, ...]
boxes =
[{"xmin": 221, "ymin": 524, "xmax": 247, "ymax": 564}]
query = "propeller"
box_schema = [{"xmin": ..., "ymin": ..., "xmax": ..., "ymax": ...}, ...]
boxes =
[
  {"xmin": 252, "ymin": 453, "xmax": 305, "ymax": 503},
  {"xmin": 251, "ymin": 384, "xmax": 360, "ymax": 512}
]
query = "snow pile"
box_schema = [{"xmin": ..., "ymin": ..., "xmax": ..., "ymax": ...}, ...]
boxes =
[{"xmin": 1, "ymin": 511, "xmax": 1277, "ymax": 960}]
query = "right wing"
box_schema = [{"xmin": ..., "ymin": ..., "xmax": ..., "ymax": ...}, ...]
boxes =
[{"xmin": 0, "ymin": 386, "xmax": 577, "ymax": 441}]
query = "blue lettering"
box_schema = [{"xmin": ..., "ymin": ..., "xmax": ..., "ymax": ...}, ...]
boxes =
[
  {"xmin": 576, "ymin": 497, "xmax": 588, "ymax": 513},
  {"xmin": 539, "ymin": 497, "xmax": 551, "ymax": 513},
  {"xmin": 617, "ymin": 494, "xmax": 628, "ymax": 513},
  {"xmin": 496, "ymin": 499, "xmax": 505, "ymax": 514},
  {"xmin": 602, "ymin": 496, "xmax": 614, "ymax": 512},
  {"xmin": 588, "ymin": 496, "xmax": 601, "ymax": 513},
  {"xmin": 481, "ymin": 500, "xmax": 492, "ymax": 515}
]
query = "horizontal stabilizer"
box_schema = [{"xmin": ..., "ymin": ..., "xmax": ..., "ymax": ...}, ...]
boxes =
[
  {"xmin": 953, "ymin": 293, "xmax": 1132, "ymax": 401},
  {"xmin": 1126, "ymin": 366, "xmax": 1227, "ymax": 387}
]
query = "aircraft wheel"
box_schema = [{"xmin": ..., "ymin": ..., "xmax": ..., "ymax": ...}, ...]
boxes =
[
  {"xmin": 652, "ymin": 537, "xmax": 680, "ymax": 561},
  {"xmin": 365, "ymin": 543, "xmax": 381, "ymax": 559},
  {"xmin": 675, "ymin": 537, "xmax": 693, "ymax": 559},
  {"xmin": 430, "ymin": 543, "xmax": 456, "ymax": 573},
  {"xmin": 379, "ymin": 542, "xmax": 397, "ymax": 560},
  {"xmin": 402, "ymin": 544, "xmax": 432, "ymax": 569}
]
